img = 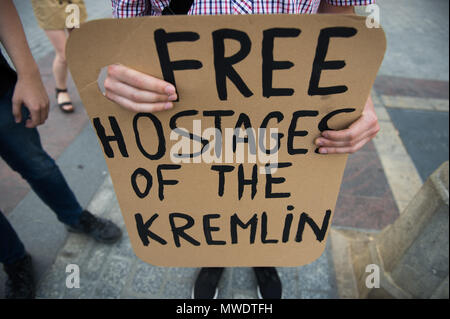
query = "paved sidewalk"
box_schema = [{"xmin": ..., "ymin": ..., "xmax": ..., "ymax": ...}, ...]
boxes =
[{"xmin": 0, "ymin": 0, "xmax": 448, "ymax": 299}]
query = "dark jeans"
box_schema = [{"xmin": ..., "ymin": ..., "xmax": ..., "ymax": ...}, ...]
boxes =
[{"xmin": 0, "ymin": 82, "xmax": 83, "ymax": 265}]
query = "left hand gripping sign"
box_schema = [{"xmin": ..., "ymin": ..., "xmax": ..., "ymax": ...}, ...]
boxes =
[{"xmin": 67, "ymin": 14, "xmax": 386, "ymax": 267}]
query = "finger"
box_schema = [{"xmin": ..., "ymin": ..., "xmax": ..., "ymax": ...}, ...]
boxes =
[
  {"xmin": 321, "ymin": 120, "xmax": 367, "ymax": 142},
  {"xmin": 321, "ymin": 112, "xmax": 379, "ymax": 142},
  {"xmin": 35, "ymin": 103, "xmax": 44, "ymax": 126},
  {"xmin": 42, "ymin": 100, "xmax": 50, "ymax": 122},
  {"xmin": 39, "ymin": 100, "xmax": 49, "ymax": 125},
  {"xmin": 107, "ymin": 64, "xmax": 176, "ymax": 96},
  {"xmin": 12, "ymin": 98, "xmax": 22, "ymax": 123},
  {"xmin": 104, "ymin": 78, "xmax": 176, "ymax": 104},
  {"xmin": 318, "ymin": 137, "xmax": 371, "ymax": 154},
  {"xmin": 25, "ymin": 106, "xmax": 40, "ymax": 128},
  {"xmin": 106, "ymin": 90, "xmax": 173, "ymax": 113},
  {"xmin": 315, "ymin": 128, "xmax": 374, "ymax": 148}
]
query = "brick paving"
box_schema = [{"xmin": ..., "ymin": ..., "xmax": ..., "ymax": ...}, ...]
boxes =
[{"xmin": 1, "ymin": 0, "xmax": 448, "ymax": 299}]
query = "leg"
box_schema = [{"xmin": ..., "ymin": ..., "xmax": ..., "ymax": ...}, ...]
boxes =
[
  {"xmin": 0, "ymin": 84, "xmax": 121, "ymax": 243},
  {"xmin": 44, "ymin": 29, "xmax": 73, "ymax": 112},
  {"xmin": 253, "ymin": 267, "xmax": 282, "ymax": 299},
  {"xmin": 0, "ymin": 210, "xmax": 26, "ymax": 265},
  {"xmin": 0, "ymin": 85, "xmax": 82, "ymax": 226},
  {"xmin": 192, "ymin": 267, "xmax": 224, "ymax": 299},
  {"xmin": 0, "ymin": 210, "xmax": 34, "ymax": 299}
]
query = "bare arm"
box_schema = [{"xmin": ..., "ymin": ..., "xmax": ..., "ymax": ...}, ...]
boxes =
[{"xmin": 0, "ymin": 0, "xmax": 49, "ymax": 127}]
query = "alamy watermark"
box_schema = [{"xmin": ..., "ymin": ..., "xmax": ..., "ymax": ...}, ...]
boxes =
[
  {"xmin": 65, "ymin": 264, "xmax": 80, "ymax": 289},
  {"xmin": 65, "ymin": 4, "xmax": 81, "ymax": 29},
  {"xmin": 365, "ymin": 4, "xmax": 380, "ymax": 29},
  {"xmin": 365, "ymin": 264, "xmax": 380, "ymax": 289},
  {"xmin": 170, "ymin": 122, "xmax": 280, "ymax": 174}
]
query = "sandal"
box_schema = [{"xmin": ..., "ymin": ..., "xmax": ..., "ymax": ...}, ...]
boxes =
[{"xmin": 55, "ymin": 88, "xmax": 74, "ymax": 113}]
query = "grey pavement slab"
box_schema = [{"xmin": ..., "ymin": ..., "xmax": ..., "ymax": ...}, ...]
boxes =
[
  {"xmin": 376, "ymin": 0, "xmax": 449, "ymax": 81},
  {"xmin": 387, "ymin": 108, "xmax": 449, "ymax": 182}
]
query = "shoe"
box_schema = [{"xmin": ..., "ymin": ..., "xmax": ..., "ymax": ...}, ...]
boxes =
[
  {"xmin": 3, "ymin": 253, "xmax": 35, "ymax": 299},
  {"xmin": 56, "ymin": 88, "xmax": 74, "ymax": 113},
  {"xmin": 253, "ymin": 267, "xmax": 282, "ymax": 299},
  {"xmin": 67, "ymin": 210, "xmax": 122, "ymax": 244},
  {"xmin": 192, "ymin": 267, "xmax": 224, "ymax": 299}
]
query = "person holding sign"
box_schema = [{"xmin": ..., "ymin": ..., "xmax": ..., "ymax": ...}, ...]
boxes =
[
  {"xmin": 0, "ymin": 0, "xmax": 122, "ymax": 299},
  {"xmin": 106, "ymin": 0, "xmax": 379, "ymax": 299}
]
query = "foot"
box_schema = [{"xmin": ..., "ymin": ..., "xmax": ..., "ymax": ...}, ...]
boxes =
[
  {"xmin": 192, "ymin": 267, "xmax": 224, "ymax": 299},
  {"xmin": 3, "ymin": 253, "xmax": 35, "ymax": 299},
  {"xmin": 67, "ymin": 210, "xmax": 122, "ymax": 244},
  {"xmin": 253, "ymin": 267, "xmax": 282, "ymax": 299},
  {"xmin": 56, "ymin": 88, "xmax": 74, "ymax": 113}
]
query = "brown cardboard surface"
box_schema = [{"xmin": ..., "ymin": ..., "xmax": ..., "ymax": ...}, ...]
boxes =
[{"xmin": 67, "ymin": 14, "xmax": 386, "ymax": 267}]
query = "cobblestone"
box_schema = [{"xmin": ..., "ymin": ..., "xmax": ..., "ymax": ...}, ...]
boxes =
[
  {"xmin": 131, "ymin": 262, "xmax": 167, "ymax": 296},
  {"xmin": 94, "ymin": 257, "xmax": 132, "ymax": 298}
]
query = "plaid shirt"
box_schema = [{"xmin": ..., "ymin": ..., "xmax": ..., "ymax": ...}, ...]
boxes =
[{"xmin": 112, "ymin": 0, "xmax": 374, "ymax": 18}]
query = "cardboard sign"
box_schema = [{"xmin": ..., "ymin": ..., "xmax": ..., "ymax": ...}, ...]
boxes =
[{"xmin": 67, "ymin": 14, "xmax": 385, "ymax": 267}]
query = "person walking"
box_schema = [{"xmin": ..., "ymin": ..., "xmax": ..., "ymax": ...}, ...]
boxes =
[
  {"xmin": 0, "ymin": 0, "xmax": 122, "ymax": 299},
  {"xmin": 30, "ymin": 0, "xmax": 88, "ymax": 113}
]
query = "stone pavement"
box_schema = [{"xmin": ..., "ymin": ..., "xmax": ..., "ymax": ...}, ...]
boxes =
[{"xmin": 0, "ymin": 0, "xmax": 448, "ymax": 299}]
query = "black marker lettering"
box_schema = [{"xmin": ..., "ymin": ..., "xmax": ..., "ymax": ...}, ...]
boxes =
[
  {"xmin": 154, "ymin": 29, "xmax": 202, "ymax": 98},
  {"xmin": 260, "ymin": 111, "xmax": 284, "ymax": 155},
  {"xmin": 133, "ymin": 113, "xmax": 165, "ymax": 160},
  {"xmin": 203, "ymin": 214, "xmax": 226, "ymax": 245},
  {"xmin": 265, "ymin": 162, "xmax": 292, "ymax": 198},
  {"xmin": 262, "ymin": 28, "xmax": 301, "ymax": 98},
  {"xmin": 295, "ymin": 210, "xmax": 332, "ymax": 243},
  {"xmin": 131, "ymin": 168, "xmax": 152, "ymax": 199},
  {"xmin": 203, "ymin": 110, "xmax": 235, "ymax": 157},
  {"xmin": 238, "ymin": 164, "xmax": 258, "ymax": 200},
  {"xmin": 308, "ymin": 27, "xmax": 357, "ymax": 96},
  {"xmin": 211, "ymin": 165, "xmax": 235, "ymax": 197},
  {"xmin": 157, "ymin": 164, "xmax": 181, "ymax": 201},
  {"xmin": 169, "ymin": 213, "xmax": 200, "ymax": 247},
  {"xmin": 230, "ymin": 213, "xmax": 258, "ymax": 244},
  {"xmin": 287, "ymin": 110, "xmax": 319, "ymax": 155},
  {"xmin": 135, "ymin": 213, "xmax": 167, "ymax": 246},
  {"xmin": 212, "ymin": 29, "xmax": 253, "ymax": 100},
  {"xmin": 261, "ymin": 212, "xmax": 278, "ymax": 244},
  {"xmin": 170, "ymin": 110, "xmax": 209, "ymax": 158},
  {"xmin": 93, "ymin": 116, "xmax": 128, "ymax": 158}
]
